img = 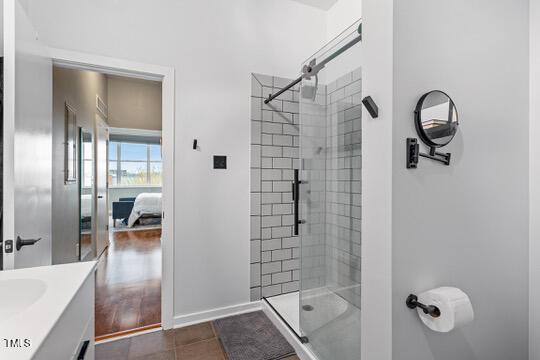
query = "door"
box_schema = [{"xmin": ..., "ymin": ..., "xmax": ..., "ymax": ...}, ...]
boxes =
[
  {"xmin": 94, "ymin": 114, "xmax": 109, "ymax": 257},
  {"xmin": 3, "ymin": 0, "xmax": 53, "ymax": 269},
  {"xmin": 298, "ymin": 21, "xmax": 362, "ymax": 360}
]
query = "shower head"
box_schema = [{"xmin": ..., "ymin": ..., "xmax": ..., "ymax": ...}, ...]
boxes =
[
  {"xmin": 301, "ymin": 59, "xmax": 319, "ymax": 101},
  {"xmin": 265, "ymin": 21, "xmax": 361, "ymax": 105},
  {"xmin": 301, "ymin": 76, "xmax": 318, "ymax": 101}
]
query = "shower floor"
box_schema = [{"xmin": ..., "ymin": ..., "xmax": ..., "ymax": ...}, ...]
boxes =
[{"xmin": 266, "ymin": 288, "xmax": 361, "ymax": 360}]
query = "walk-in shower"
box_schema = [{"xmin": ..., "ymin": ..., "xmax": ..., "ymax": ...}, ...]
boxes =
[{"xmin": 261, "ymin": 19, "xmax": 363, "ymax": 360}]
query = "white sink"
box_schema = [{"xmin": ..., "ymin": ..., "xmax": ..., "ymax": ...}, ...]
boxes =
[
  {"xmin": 0, "ymin": 279, "xmax": 47, "ymax": 324},
  {"xmin": 0, "ymin": 262, "xmax": 96, "ymax": 360}
]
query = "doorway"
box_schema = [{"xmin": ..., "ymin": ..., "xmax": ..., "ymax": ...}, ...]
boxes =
[
  {"xmin": 53, "ymin": 66, "xmax": 167, "ymax": 339},
  {"xmin": 49, "ymin": 49, "xmax": 175, "ymax": 338},
  {"xmin": 1, "ymin": 1, "xmax": 175, "ymax": 335}
]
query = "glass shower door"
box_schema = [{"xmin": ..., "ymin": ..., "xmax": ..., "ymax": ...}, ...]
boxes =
[{"xmin": 298, "ymin": 20, "xmax": 362, "ymax": 360}]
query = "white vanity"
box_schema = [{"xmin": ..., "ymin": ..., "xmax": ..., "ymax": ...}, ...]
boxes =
[{"xmin": 0, "ymin": 262, "xmax": 96, "ymax": 360}]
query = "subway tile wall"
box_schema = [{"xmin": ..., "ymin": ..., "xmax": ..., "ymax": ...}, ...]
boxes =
[
  {"xmin": 250, "ymin": 73, "xmax": 301, "ymax": 301},
  {"xmin": 297, "ymin": 79, "xmax": 329, "ymax": 297},
  {"xmin": 324, "ymin": 69, "xmax": 362, "ymax": 308}
]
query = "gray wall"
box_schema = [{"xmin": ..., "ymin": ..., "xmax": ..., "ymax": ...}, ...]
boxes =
[
  {"xmin": 392, "ymin": 0, "xmax": 529, "ymax": 359},
  {"xmin": 107, "ymin": 75, "xmax": 162, "ymax": 131},
  {"xmin": 531, "ymin": 1, "xmax": 540, "ymax": 358},
  {"xmin": 52, "ymin": 66, "xmax": 108, "ymax": 264}
]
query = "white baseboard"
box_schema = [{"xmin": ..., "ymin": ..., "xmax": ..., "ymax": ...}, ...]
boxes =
[
  {"xmin": 95, "ymin": 326, "xmax": 163, "ymax": 344},
  {"xmin": 262, "ymin": 300, "xmax": 319, "ymax": 360},
  {"xmin": 173, "ymin": 301, "xmax": 262, "ymax": 329}
]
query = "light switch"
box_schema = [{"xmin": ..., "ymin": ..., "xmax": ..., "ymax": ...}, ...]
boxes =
[{"xmin": 214, "ymin": 155, "xmax": 227, "ymax": 169}]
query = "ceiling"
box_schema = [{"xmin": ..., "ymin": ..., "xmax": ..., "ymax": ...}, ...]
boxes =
[{"xmin": 289, "ymin": 0, "xmax": 339, "ymax": 11}]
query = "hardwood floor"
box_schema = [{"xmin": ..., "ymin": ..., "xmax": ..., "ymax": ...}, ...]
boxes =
[
  {"xmin": 95, "ymin": 229, "xmax": 162, "ymax": 338},
  {"xmin": 81, "ymin": 233, "xmax": 92, "ymax": 260},
  {"xmin": 96, "ymin": 322, "xmax": 301, "ymax": 360}
]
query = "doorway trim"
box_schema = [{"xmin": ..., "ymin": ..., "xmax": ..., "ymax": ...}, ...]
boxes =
[{"xmin": 50, "ymin": 47, "xmax": 176, "ymax": 330}]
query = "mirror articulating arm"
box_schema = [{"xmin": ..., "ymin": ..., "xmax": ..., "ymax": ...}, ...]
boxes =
[
  {"xmin": 419, "ymin": 146, "xmax": 451, "ymax": 165},
  {"xmin": 407, "ymin": 138, "xmax": 451, "ymax": 168}
]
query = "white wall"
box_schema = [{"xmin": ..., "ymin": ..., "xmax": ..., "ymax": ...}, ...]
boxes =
[
  {"xmin": 392, "ymin": 0, "xmax": 529, "ymax": 359},
  {"xmin": 327, "ymin": 0, "xmax": 362, "ymax": 40},
  {"xmin": 361, "ymin": 0, "xmax": 393, "ymax": 359},
  {"xmin": 531, "ymin": 0, "xmax": 540, "ymax": 358},
  {"xmin": 25, "ymin": 0, "xmax": 327, "ymax": 319},
  {"xmin": 324, "ymin": 0, "xmax": 362, "ymax": 83}
]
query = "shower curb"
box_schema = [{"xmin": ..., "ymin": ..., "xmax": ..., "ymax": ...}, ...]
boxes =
[{"xmin": 261, "ymin": 300, "xmax": 319, "ymax": 360}]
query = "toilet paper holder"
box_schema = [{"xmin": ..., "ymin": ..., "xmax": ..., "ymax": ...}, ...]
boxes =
[{"xmin": 406, "ymin": 294, "xmax": 441, "ymax": 318}]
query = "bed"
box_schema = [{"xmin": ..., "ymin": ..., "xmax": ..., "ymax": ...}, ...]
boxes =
[{"xmin": 127, "ymin": 193, "xmax": 162, "ymax": 227}]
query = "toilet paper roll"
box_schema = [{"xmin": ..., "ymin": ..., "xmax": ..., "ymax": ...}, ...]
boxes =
[{"xmin": 417, "ymin": 287, "xmax": 474, "ymax": 333}]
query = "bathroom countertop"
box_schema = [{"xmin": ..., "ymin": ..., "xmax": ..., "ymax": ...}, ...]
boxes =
[{"xmin": 0, "ymin": 261, "xmax": 97, "ymax": 360}]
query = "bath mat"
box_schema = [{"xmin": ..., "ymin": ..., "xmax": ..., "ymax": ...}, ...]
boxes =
[{"xmin": 213, "ymin": 311, "xmax": 295, "ymax": 360}]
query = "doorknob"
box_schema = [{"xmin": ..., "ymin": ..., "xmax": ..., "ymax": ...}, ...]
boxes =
[
  {"xmin": 97, "ymin": 195, "xmax": 104, "ymax": 199},
  {"xmin": 16, "ymin": 236, "xmax": 41, "ymax": 251}
]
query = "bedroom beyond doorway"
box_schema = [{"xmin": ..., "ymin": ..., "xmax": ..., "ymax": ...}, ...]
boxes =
[
  {"xmin": 51, "ymin": 65, "xmax": 164, "ymax": 340},
  {"xmin": 108, "ymin": 127, "xmax": 163, "ymax": 233}
]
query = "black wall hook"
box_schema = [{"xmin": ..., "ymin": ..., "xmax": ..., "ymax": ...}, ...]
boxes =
[{"xmin": 406, "ymin": 294, "xmax": 441, "ymax": 318}]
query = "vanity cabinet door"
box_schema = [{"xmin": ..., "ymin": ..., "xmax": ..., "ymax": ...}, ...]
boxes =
[
  {"xmin": 73, "ymin": 320, "xmax": 94, "ymax": 360},
  {"xmin": 33, "ymin": 272, "xmax": 95, "ymax": 360}
]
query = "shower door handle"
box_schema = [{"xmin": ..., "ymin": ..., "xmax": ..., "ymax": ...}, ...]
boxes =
[{"xmin": 293, "ymin": 169, "xmax": 302, "ymax": 236}]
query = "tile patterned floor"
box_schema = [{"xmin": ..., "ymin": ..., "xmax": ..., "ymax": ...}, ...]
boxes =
[{"xmin": 96, "ymin": 321, "xmax": 300, "ymax": 360}]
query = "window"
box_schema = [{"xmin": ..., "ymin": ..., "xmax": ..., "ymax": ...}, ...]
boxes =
[
  {"xmin": 109, "ymin": 142, "xmax": 162, "ymax": 186},
  {"xmin": 82, "ymin": 137, "xmax": 93, "ymax": 188}
]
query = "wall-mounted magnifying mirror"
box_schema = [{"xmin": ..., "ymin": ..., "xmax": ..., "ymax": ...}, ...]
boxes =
[
  {"xmin": 407, "ymin": 90, "xmax": 459, "ymax": 168},
  {"xmin": 416, "ymin": 90, "xmax": 459, "ymax": 147}
]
